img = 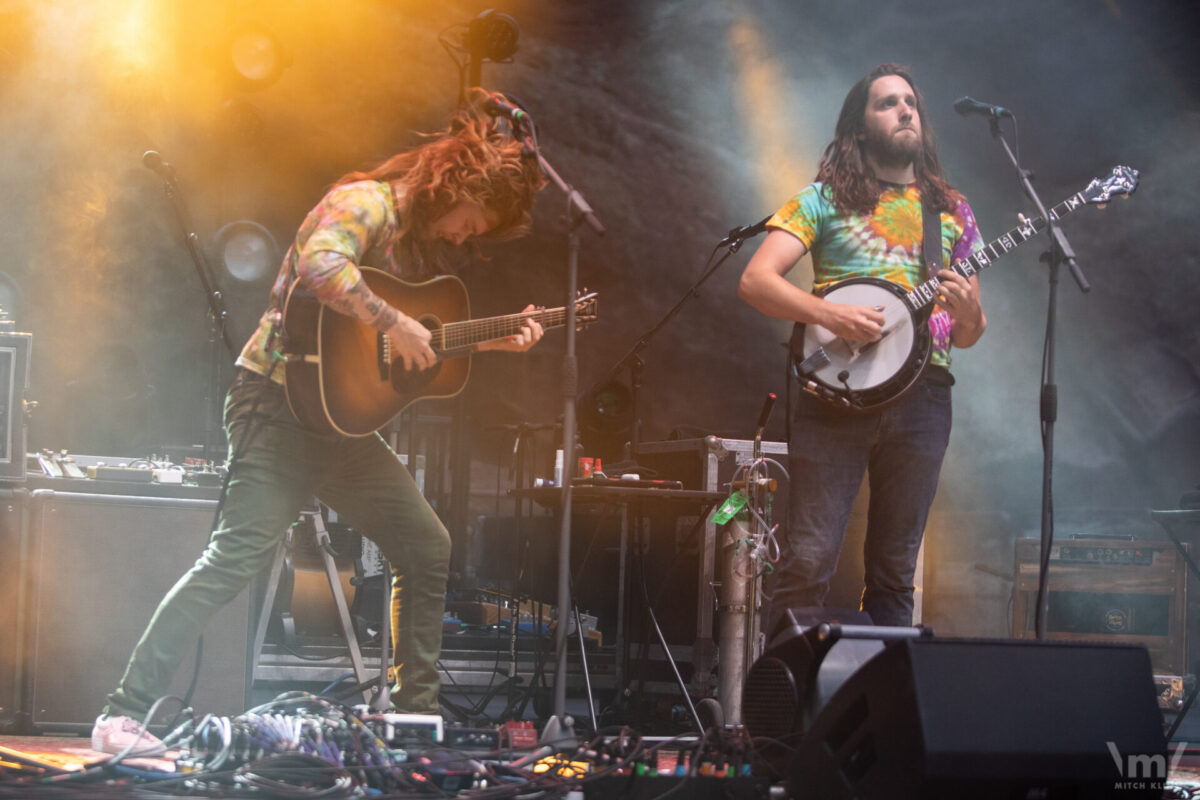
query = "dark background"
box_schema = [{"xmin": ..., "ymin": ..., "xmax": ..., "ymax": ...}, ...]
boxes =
[{"xmin": 3, "ymin": 0, "xmax": 1198, "ymax": 637}]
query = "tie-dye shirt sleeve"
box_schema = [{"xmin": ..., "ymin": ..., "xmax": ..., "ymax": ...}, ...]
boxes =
[
  {"xmin": 768, "ymin": 182, "xmax": 982, "ymax": 369},
  {"xmin": 291, "ymin": 182, "xmax": 397, "ymax": 301},
  {"xmin": 235, "ymin": 180, "xmax": 401, "ymax": 379}
]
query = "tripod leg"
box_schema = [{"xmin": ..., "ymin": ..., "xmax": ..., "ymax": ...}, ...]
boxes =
[
  {"xmin": 572, "ymin": 604, "xmax": 598, "ymax": 731},
  {"xmin": 250, "ymin": 538, "xmax": 288, "ymax": 682},
  {"xmin": 310, "ymin": 511, "xmax": 371, "ymax": 700},
  {"xmin": 647, "ymin": 604, "xmax": 703, "ymax": 733}
]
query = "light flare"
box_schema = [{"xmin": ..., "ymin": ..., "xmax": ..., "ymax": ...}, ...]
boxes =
[{"xmin": 724, "ymin": 17, "xmax": 817, "ymax": 209}]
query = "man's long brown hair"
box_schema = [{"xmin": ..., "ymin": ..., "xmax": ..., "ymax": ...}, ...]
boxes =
[
  {"xmin": 815, "ymin": 64, "xmax": 961, "ymax": 215},
  {"xmin": 336, "ymin": 88, "xmax": 545, "ymax": 245}
]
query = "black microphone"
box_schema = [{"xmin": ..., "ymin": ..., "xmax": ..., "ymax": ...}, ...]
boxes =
[
  {"xmin": 719, "ymin": 214, "xmax": 772, "ymax": 248},
  {"xmin": 142, "ymin": 150, "xmax": 177, "ymax": 181},
  {"xmin": 754, "ymin": 392, "xmax": 776, "ymax": 441},
  {"xmin": 953, "ymin": 96, "xmax": 1013, "ymax": 119},
  {"xmin": 481, "ymin": 96, "xmax": 530, "ymax": 124}
]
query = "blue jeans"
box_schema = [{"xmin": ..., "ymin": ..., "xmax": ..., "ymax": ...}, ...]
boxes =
[{"xmin": 766, "ymin": 368, "xmax": 952, "ymax": 630}]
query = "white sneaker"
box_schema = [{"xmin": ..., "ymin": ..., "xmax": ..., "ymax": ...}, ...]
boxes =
[{"xmin": 90, "ymin": 714, "xmax": 167, "ymax": 756}]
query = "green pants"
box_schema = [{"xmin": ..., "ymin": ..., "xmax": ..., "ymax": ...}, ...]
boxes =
[{"xmin": 104, "ymin": 370, "xmax": 451, "ymax": 718}]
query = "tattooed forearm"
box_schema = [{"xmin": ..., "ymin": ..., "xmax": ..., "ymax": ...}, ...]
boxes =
[
  {"xmin": 376, "ymin": 306, "xmax": 398, "ymax": 329},
  {"xmin": 324, "ymin": 277, "xmax": 404, "ymax": 331}
]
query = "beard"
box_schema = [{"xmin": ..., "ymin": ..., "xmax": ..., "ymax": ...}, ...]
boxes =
[{"xmin": 865, "ymin": 125, "xmax": 922, "ymax": 168}]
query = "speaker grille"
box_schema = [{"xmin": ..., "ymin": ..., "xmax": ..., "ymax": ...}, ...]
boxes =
[
  {"xmin": 741, "ymin": 655, "xmax": 800, "ymax": 741},
  {"xmin": 25, "ymin": 490, "xmax": 250, "ymax": 731}
]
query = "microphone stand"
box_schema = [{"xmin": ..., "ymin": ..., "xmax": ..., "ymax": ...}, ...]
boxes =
[
  {"xmin": 584, "ymin": 218, "xmax": 771, "ymax": 464},
  {"xmin": 524, "ymin": 124, "xmax": 605, "ymax": 730},
  {"xmin": 982, "ymin": 113, "xmax": 1088, "ymax": 640},
  {"xmin": 146, "ymin": 157, "xmax": 237, "ymax": 464}
]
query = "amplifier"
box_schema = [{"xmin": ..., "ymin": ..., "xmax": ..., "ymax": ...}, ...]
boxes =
[
  {"xmin": 21, "ymin": 489, "xmax": 251, "ymax": 731},
  {"xmin": 1012, "ymin": 537, "xmax": 1186, "ymax": 673}
]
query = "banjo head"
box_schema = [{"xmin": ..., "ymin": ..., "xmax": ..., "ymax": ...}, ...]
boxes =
[{"xmin": 800, "ymin": 277, "xmax": 927, "ymax": 401}]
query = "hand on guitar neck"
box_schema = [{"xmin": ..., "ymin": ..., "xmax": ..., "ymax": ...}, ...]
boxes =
[
  {"xmin": 387, "ymin": 302, "xmax": 543, "ymax": 367},
  {"xmin": 474, "ymin": 304, "xmax": 545, "ymax": 353}
]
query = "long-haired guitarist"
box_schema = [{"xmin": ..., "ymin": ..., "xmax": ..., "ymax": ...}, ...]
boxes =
[
  {"xmin": 738, "ymin": 64, "xmax": 986, "ymax": 633},
  {"xmin": 93, "ymin": 90, "xmax": 547, "ymax": 754}
]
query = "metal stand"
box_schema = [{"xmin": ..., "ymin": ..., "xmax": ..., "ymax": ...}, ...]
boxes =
[
  {"xmin": 581, "ymin": 217, "xmax": 771, "ymax": 464},
  {"xmin": 716, "ymin": 394, "xmax": 779, "ymax": 724},
  {"xmin": 716, "ymin": 515, "xmax": 764, "ymax": 724},
  {"xmin": 520, "ymin": 116, "xmax": 605, "ymax": 727},
  {"xmin": 143, "ymin": 151, "xmax": 237, "ymax": 463},
  {"xmin": 249, "ymin": 504, "xmax": 375, "ymax": 703},
  {"xmin": 971, "ymin": 112, "xmax": 1088, "ymax": 640},
  {"xmin": 509, "ymin": 485, "xmax": 725, "ymax": 731}
]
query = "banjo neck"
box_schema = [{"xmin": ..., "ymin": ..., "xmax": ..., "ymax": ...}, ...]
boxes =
[{"xmin": 902, "ymin": 193, "xmax": 1087, "ymax": 314}]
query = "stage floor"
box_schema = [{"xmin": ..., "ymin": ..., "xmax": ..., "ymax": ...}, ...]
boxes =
[{"xmin": 4, "ymin": 733, "xmax": 1200, "ymax": 798}]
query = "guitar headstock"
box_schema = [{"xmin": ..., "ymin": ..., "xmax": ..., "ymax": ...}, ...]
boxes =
[
  {"xmin": 575, "ymin": 290, "xmax": 599, "ymax": 329},
  {"xmin": 1081, "ymin": 165, "xmax": 1139, "ymax": 207}
]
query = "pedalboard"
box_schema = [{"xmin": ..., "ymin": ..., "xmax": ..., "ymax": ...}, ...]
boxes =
[
  {"xmin": 357, "ymin": 711, "xmax": 444, "ymax": 748},
  {"xmin": 354, "ymin": 710, "xmax": 501, "ymax": 752}
]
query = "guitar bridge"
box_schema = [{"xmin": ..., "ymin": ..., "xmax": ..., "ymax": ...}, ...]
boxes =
[{"xmin": 377, "ymin": 331, "xmax": 391, "ymax": 380}]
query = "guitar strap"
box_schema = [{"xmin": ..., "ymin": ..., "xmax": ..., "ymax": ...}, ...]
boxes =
[
  {"xmin": 921, "ymin": 196, "xmax": 956, "ymax": 391},
  {"xmin": 922, "ymin": 195, "xmax": 944, "ymax": 280}
]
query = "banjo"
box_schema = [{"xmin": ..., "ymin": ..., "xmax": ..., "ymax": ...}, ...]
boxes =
[{"xmin": 791, "ymin": 165, "xmax": 1139, "ymax": 412}]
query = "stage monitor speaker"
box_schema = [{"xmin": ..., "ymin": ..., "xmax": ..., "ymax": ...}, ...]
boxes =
[
  {"xmin": 22, "ymin": 489, "xmax": 252, "ymax": 733},
  {"xmin": 744, "ymin": 608, "xmax": 879, "ymax": 745},
  {"xmin": 790, "ymin": 638, "xmax": 1168, "ymax": 799},
  {"xmin": 743, "ymin": 607, "xmax": 894, "ymax": 777}
]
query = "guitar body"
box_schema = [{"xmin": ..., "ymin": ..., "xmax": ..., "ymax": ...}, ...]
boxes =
[
  {"xmin": 792, "ymin": 277, "xmax": 931, "ymax": 412},
  {"xmin": 283, "ymin": 269, "xmax": 471, "ymax": 437}
]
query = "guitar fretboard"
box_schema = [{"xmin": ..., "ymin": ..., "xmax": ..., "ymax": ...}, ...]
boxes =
[
  {"xmin": 904, "ymin": 191, "xmax": 1087, "ymax": 311},
  {"xmin": 433, "ymin": 306, "xmax": 574, "ymax": 351}
]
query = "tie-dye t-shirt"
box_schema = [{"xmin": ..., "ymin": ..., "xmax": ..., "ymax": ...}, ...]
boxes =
[
  {"xmin": 236, "ymin": 180, "xmax": 404, "ymax": 381},
  {"xmin": 768, "ymin": 181, "xmax": 982, "ymax": 369}
]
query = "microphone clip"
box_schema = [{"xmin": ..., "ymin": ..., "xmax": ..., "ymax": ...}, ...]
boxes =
[
  {"xmin": 719, "ymin": 225, "xmax": 749, "ymax": 250},
  {"xmin": 718, "ymin": 214, "xmax": 772, "ymax": 251}
]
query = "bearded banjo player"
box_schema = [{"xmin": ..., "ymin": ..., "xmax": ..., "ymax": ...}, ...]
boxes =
[{"xmin": 738, "ymin": 64, "xmax": 986, "ymax": 632}]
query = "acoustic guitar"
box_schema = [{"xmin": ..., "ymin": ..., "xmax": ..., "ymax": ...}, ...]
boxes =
[{"xmin": 282, "ymin": 267, "xmax": 599, "ymax": 436}]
